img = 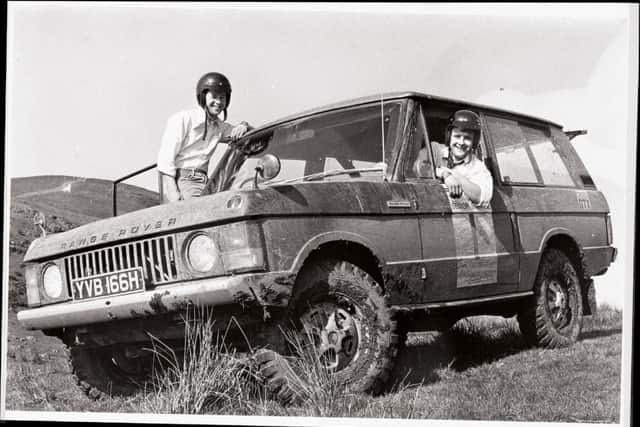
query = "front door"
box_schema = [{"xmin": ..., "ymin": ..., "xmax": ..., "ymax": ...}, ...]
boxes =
[{"xmin": 407, "ymin": 103, "xmax": 519, "ymax": 302}]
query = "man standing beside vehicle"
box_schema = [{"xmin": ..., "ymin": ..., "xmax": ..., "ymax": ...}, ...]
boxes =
[
  {"xmin": 157, "ymin": 72, "xmax": 253, "ymax": 202},
  {"xmin": 434, "ymin": 110, "xmax": 493, "ymax": 208}
]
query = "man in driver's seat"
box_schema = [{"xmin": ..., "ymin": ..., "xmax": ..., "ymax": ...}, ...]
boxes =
[{"xmin": 434, "ymin": 110, "xmax": 493, "ymax": 208}]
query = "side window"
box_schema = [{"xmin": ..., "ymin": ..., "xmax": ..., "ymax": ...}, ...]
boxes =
[
  {"xmin": 522, "ymin": 125, "xmax": 575, "ymax": 186},
  {"xmin": 404, "ymin": 108, "xmax": 434, "ymax": 179},
  {"xmin": 485, "ymin": 115, "xmax": 576, "ymax": 187},
  {"xmin": 485, "ymin": 115, "xmax": 540, "ymax": 184}
]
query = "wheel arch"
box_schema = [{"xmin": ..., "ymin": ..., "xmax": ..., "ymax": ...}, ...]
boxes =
[{"xmin": 290, "ymin": 232, "xmax": 386, "ymax": 291}]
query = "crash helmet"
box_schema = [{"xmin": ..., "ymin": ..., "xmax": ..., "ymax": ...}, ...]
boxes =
[
  {"xmin": 196, "ymin": 72, "xmax": 232, "ymax": 117},
  {"xmin": 445, "ymin": 110, "xmax": 481, "ymax": 149}
]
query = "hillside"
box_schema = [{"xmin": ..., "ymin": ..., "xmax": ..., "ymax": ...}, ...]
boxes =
[
  {"xmin": 8, "ymin": 175, "xmax": 159, "ymax": 308},
  {"xmin": 11, "ymin": 176, "xmax": 159, "ymax": 224}
]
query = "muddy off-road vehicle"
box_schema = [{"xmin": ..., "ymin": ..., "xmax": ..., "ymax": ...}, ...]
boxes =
[{"xmin": 18, "ymin": 92, "xmax": 617, "ymax": 399}]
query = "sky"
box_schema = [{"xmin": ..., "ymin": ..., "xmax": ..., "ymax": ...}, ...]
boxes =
[
  {"xmin": 3, "ymin": 2, "xmax": 638, "ymax": 424},
  {"xmin": 5, "ymin": 4, "xmax": 638, "ymax": 309}
]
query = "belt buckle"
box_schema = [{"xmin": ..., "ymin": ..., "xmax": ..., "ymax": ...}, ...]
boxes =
[{"xmin": 188, "ymin": 168, "xmax": 207, "ymax": 183}]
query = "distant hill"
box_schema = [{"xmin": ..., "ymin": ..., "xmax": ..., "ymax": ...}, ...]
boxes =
[
  {"xmin": 8, "ymin": 176, "xmax": 160, "ymax": 307},
  {"xmin": 11, "ymin": 176, "xmax": 159, "ymax": 223}
]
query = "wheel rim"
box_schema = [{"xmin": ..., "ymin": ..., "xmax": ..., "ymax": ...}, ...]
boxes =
[
  {"xmin": 299, "ymin": 302, "xmax": 360, "ymax": 372},
  {"xmin": 545, "ymin": 278, "xmax": 571, "ymax": 330}
]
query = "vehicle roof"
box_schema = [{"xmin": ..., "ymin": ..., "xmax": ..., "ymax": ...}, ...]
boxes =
[{"xmin": 248, "ymin": 91, "xmax": 563, "ymax": 134}]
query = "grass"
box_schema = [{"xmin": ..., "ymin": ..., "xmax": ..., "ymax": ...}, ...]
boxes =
[
  {"xmin": 138, "ymin": 309, "xmax": 422, "ymax": 417},
  {"xmin": 5, "ymin": 306, "xmax": 622, "ymax": 421},
  {"xmin": 140, "ymin": 309, "xmax": 260, "ymax": 414}
]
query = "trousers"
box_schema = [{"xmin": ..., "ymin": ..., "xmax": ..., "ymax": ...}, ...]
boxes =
[{"xmin": 177, "ymin": 174, "xmax": 208, "ymax": 200}]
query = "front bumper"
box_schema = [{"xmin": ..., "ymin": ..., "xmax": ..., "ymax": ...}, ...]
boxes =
[{"xmin": 17, "ymin": 271, "xmax": 294, "ymax": 331}]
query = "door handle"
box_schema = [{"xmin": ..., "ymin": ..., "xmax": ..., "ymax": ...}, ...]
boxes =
[
  {"xmin": 386, "ymin": 198, "xmax": 418, "ymax": 209},
  {"xmin": 387, "ymin": 200, "xmax": 412, "ymax": 208}
]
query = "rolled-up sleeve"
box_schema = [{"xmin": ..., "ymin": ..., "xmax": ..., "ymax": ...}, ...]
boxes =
[{"xmin": 157, "ymin": 113, "xmax": 186, "ymax": 177}]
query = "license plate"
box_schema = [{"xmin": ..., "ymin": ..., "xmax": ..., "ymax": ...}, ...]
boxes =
[{"xmin": 71, "ymin": 267, "xmax": 145, "ymax": 301}]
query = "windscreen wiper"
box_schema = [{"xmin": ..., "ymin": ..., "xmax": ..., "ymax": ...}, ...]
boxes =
[{"xmin": 267, "ymin": 165, "xmax": 387, "ymax": 186}]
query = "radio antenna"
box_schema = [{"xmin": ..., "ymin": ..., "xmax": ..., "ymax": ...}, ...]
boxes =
[{"xmin": 380, "ymin": 93, "xmax": 385, "ymax": 163}]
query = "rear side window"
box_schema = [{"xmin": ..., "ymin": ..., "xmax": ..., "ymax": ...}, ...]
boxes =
[
  {"xmin": 485, "ymin": 116, "xmax": 539, "ymax": 184},
  {"xmin": 523, "ymin": 125, "xmax": 574, "ymax": 186},
  {"xmin": 485, "ymin": 115, "xmax": 575, "ymax": 187}
]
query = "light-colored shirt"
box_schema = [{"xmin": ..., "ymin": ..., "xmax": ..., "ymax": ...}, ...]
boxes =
[
  {"xmin": 435, "ymin": 145, "xmax": 494, "ymax": 208},
  {"xmin": 157, "ymin": 108, "xmax": 235, "ymax": 177}
]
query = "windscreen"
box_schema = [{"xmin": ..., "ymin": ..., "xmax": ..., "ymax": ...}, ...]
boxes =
[{"xmin": 221, "ymin": 100, "xmax": 404, "ymax": 191}]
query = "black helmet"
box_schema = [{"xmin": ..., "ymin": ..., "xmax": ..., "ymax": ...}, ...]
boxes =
[
  {"xmin": 196, "ymin": 72, "xmax": 232, "ymax": 110},
  {"xmin": 445, "ymin": 110, "xmax": 481, "ymax": 148}
]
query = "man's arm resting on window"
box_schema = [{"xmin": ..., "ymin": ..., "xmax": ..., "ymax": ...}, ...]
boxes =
[
  {"xmin": 456, "ymin": 175, "xmax": 484, "ymax": 205},
  {"xmin": 440, "ymin": 169, "xmax": 486, "ymax": 205}
]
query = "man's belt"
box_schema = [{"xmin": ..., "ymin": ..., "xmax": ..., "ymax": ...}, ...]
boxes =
[{"xmin": 177, "ymin": 168, "xmax": 208, "ymax": 178}]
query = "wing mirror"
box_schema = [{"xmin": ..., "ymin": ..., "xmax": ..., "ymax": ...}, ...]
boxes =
[{"xmin": 253, "ymin": 154, "xmax": 281, "ymax": 189}]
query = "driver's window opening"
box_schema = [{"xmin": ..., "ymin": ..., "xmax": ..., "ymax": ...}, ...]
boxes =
[
  {"xmin": 219, "ymin": 101, "xmax": 404, "ymax": 191},
  {"xmin": 416, "ymin": 103, "xmax": 489, "ymax": 179}
]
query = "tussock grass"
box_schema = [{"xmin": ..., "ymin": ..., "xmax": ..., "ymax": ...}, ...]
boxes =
[
  {"xmin": 140, "ymin": 308, "xmax": 259, "ymax": 414},
  {"xmin": 263, "ymin": 330, "xmax": 422, "ymax": 417},
  {"xmin": 138, "ymin": 314, "xmax": 422, "ymax": 417},
  {"xmin": 275, "ymin": 330, "xmax": 348, "ymax": 412}
]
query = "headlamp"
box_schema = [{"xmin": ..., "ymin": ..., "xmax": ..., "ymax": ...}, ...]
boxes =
[
  {"xmin": 185, "ymin": 233, "xmax": 222, "ymax": 274},
  {"xmin": 42, "ymin": 263, "xmax": 63, "ymax": 299}
]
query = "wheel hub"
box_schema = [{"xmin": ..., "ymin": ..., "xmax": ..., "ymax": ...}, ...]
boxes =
[
  {"xmin": 300, "ymin": 302, "xmax": 359, "ymax": 371},
  {"xmin": 547, "ymin": 279, "xmax": 569, "ymax": 327}
]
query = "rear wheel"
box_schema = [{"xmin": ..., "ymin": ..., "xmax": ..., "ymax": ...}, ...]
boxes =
[
  {"xmin": 286, "ymin": 259, "xmax": 400, "ymax": 394},
  {"xmin": 517, "ymin": 248, "xmax": 584, "ymax": 348}
]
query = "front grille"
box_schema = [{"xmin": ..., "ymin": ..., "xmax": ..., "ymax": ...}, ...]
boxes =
[{"xmin": 63, "ymin": 235, "xmax": 179, "ymax": 291}]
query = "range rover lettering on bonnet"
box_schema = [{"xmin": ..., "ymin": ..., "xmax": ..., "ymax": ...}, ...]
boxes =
[{"xmin": 60, "ymin": 217, "xmax": 178, "ymax": 250}]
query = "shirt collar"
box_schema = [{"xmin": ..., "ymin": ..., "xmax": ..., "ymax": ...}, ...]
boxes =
[
  {"xmin": 207, "ymin": 116, "xmax": 220, "ymax": 128},
  {"xmin": 442, "ymin": 147, "xmax": 472, "ymax": 166},
  {"xmin": 451, "ymin": 156, "xmax": 472, "ymax": 166}
]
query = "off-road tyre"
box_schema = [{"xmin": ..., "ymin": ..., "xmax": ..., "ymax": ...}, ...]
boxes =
[
  {"xmin": 517, "ymin": 248, "xmax": 584, "ymax": 348},
  {"xmin": 252, "ymin": 349, "xmax": 300, "ymax": 406},
  {"xmin": 68, "ymin": 345, "xmax": 149, "ymax": 400},
  {"xmin": 287, "ymin": 258, "xmax": 400, "ymax": 394}
]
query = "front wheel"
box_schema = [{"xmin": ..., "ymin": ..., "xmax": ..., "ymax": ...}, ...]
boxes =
[
  {"xmin": 286, "ymin": 259, "xmax": 400, "ymax": 394},
  {"xmin": 68, "ymin": 344, "xmax": 152, "ymax": 399},
  {"xmin": 517, "ymin": 248, "xmax": 584, "ymax": 348}
]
